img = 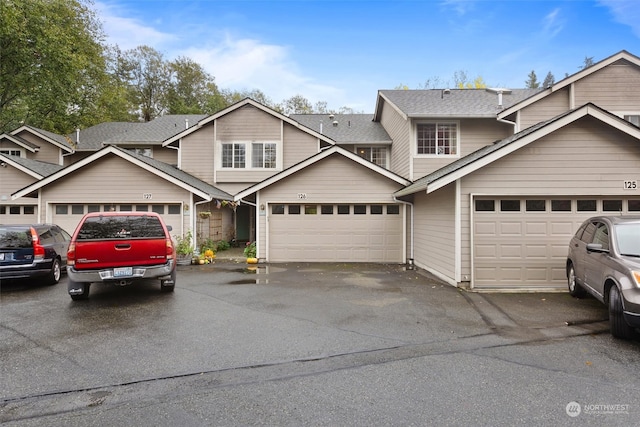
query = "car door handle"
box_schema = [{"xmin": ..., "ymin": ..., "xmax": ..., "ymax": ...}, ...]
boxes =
[{"xmin": 115, "ymin": 244, "xmax": 131, "ymax": 250}]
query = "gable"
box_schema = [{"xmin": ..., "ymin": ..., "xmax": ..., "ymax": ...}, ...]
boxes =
[
  {"xmin": 217, "ymin": 104, "xmax": 281, "ymax": 141},
  {"xmin": 0, "ymin": 164, "xmax": 40, "ymax": 202}
]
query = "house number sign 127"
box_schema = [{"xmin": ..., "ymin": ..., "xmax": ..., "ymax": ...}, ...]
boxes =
[
  {"xmin": 143, "ymin": 193, "xmax": 153, "ymax": 199},
  {"xmin": 624, "ymin": 180, "xmax": 637, "ymax": 190}
]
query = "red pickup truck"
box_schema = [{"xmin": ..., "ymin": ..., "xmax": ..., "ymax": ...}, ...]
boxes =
[{"xmin": 66, "ymin": 211, "xmax": 177, "ymax": 300}]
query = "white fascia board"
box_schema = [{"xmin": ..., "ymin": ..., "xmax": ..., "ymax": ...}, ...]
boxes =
[
  {"xmin": 0, "ymin": 155, "xmax": 44, "ymax": 179},
  {"xmin": 12, "ymin": 146, "xmax": 211, "ymax": 200},
  {"xmin": 11, "ymin": 126, "xmax": 73, "ymax": 153},
  {"xmin": 0, "ymin": 134, "xmax": 39, "ymax": 153}
]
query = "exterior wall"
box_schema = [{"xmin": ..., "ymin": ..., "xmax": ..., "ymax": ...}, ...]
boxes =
[
  {"xmin": 39, "ymin": 155, "xmax": 193, "ymax": 233},
  {"xmin": 12, "ymin": 130, "xmax": 62, "ymax": 164},
  {"xmin": 151, "ymin": 146, "xmax": 178, "ymax": 165},
  {"xmin": 256, "ymin": 153, "xmax": 405, "ymax": 257},
  {"xmin": 379, "ymin": 102, "xmax": 411, "ymax": 179},
  {"xmin": 412, "ymin": 184, "xmax": 457, "ymax": 284},
  {"xmin": 518, "ymin": 88, "xmax": 571, "ymax": 130},
  {"xmin": 0, "ymin": 167, "xmax": 38, "ymax": 206},
  {"xmin": 180, "ymin": 122, "xmax": 215, "ymax": 183},
  {"xmin": 412, "ymin": 118, "xmax": 512, "ymax": 179},
  {"xmin": 574, "ymin": 61, "xmax": 640, "ymax": 112},
  {"xmin": 458, "ymin": 117, "xmax": 640, "ymax": 280},
  {"xmin": 282, "ymin": 123, "xmax": 319, "ymax": 168},
  {"xmin": 194, "ymin": 201, "xmax": 235, "ymax": 244},
  {"xmin": 63, "ymin": 152, "xmax": 92, "ymax": 166}
]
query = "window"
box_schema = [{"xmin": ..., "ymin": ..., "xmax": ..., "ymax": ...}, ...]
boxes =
[
  {"xmin": 252, "ymin": 143, "xmax": 276, "ymax": 168},
  {"xmin": 88, "ymin": 205, "xmax": 100, "ymax": 213},
  {"xmin": 526, "ymin": 200, "xmax": 545, "ymax": 212},
  {"xmin": 500, "ymin": 200, "xmax": 520, "ymax": 212},
  {"xmin": 321, "ymin": 205, "xmax": 333, "ymax": 214},
  {"xmin": 304, "ymin": 205, "xmax": 317, "ymax": 215},
  {"xmin": 0, "ymin": 149, "xmax": 21, "ymax": 156},
  {"xmin": 475, "ymin": 200, "xmax": 495, "ymax": 212},
  {"xmin": 72, "ymin": 205, "xmax": 84, "ymax": 215},
  {"xmin": 127, "ymin": 147, "xmax": 152, "ymax": 158},
  {"xmin": 354, "ymin": 205, "xmax": 366, "ymax": 214},
  {"xmin": 9, "ymin": 206, "xmax": 20, "ymax": 214},
  {"xmin": 56, "ymin": 205, "xmax": 68, "ymax": 215},
  {"xmin": 288, "ymin": 205, "xmax": 300, "ymax": 215},
  {"xmin": 577, "ymin": 200, "xmax": 597, "ymax": 212},
  {"xmin": 592, "ymin": 223, "xmax": 610, "ymax": 250},
  {"xmin": 629, "ymin": 200, "xmax": 640, "ymax": 212},
  {"xmin": 168, "ymin": 205, "xmax": 181, "ymax": 215},
  {"xmin": 136, "ymin": 205, "xmax": 148, "ymax": 212},
  {"xmin": 603, "ymin": 200, "xmax": 622, "ymax": 212},
  {"xmin": 337, "ymin": 205, "xmax": 350, "ymax": 214},
  {"xmin": 370, "ymin": 205, "xmax": 383, "ymax": 214},
  {"xmin": 624, "ymin": 115, "xmax": 640, "ymax": 127},
  {"xmin": 152, "ymin": 205, "xmax": 164, "ymax": 214},
  {"xmin": 272, "ymin": 204, "xmax": 285, "ymax": 214},
  {"xmin": 551, "ymin": 200, "xmax": 571, "ymax": 212},
  {"xmin": 222, "ymin": 143, "xmax": 245, "ymax": 168},
  {"xmin": 120, "ymin": 205, "xmax": 132, "ymax": 212},
  {"xmin": 356, "ymin": 147, "xmax": 387, "ymax": 167},
  {"xmin": 387, "ymin": 205, "xmax": 400, "ymax": 214},
  {"xmin": 23, "ymin": 206, "xmax": 35, "ymax": 215},
  {"xmin": 416, "ymin": 123, "xmax": 458, "ymax": 155}
]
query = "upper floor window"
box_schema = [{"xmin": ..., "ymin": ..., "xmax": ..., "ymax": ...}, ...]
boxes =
[
  {"xmin": 127, "ymin": 147, "xmax": 152, "ymax": 158},
  {"xmin": 222, "ymin": 142, "xmax": 278, "ymax": 169},
  {"xmin": 252, "ymin": 143, "xmax": 276, "ymax": 168},
  {"xmin": 624, "ymin": 115, "xmax": 640, "ymax": 127},
  {"xmin": 356, "ymin": 147, "xmax": 387, "ymax": 168},
  {"xmin": 0, "ymin": 149, "xmax": 21, "ymax": 156},
  {"xmin": 222, "ymin": 143, "xmax": 246, "ymax": 168},
  {"xmin": 416, "ymin": 122, "xmax": 458, "ymax": 155}
]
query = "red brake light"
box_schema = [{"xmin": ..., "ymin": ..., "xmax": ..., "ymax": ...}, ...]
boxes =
[
  {"xmin": 30, "ymin": 227, "xmax": 45, "ymax": 261},
  {"xmin": 166, "ymin": 238, "xmax": 174, "ymax": 260},
  {"xmin": 67, "ymin": 242, "xmax": 76, "ymax": 266}
]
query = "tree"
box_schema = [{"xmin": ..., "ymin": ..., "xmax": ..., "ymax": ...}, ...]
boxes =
[
  {"xmin": 279, "ymin": 94, "xmax": 313, "ymax": 115},
  {"xmin": 542, "ymin": 72, "xmax": 555, "ymax": 88},
  {"xmin": 581, "ymin": 56, "xmax": 594, "ymax": 70},
  {"xmin": 119, "ymin": 46, "xmax": 170, "ymax": 122},
  {"xmin": 454, "ymin": 71, "xmax": 487, "ymax": 89},
  {"xmin": 0, "ymin": 0, "xmax": 108, "ymax": 133},
  {"xmin": 166, "ymin": 57, "xmax": 220, "ymax": 114},
  {"xmin": 525, "ymin": 70, "xmax": 540, "ymax": 89}
]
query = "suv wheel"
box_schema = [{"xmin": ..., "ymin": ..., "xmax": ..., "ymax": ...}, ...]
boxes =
[
  {"xmin": 567, "ymin": 263, "xmax": 585, "ymax": 297},
  {"xmin": 609, "ymin": 286, "xmax": 635, "ymax": 340},
  {"xmin": 46, "ymin": 258, "xmax": 62, "ymax": 286},
  {"xmin": 68, "ymin": 280, "xmax": 90, "ymax": 301}
]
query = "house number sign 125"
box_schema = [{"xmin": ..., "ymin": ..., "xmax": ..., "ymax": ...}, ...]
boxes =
[{"xmin": 624, "ymin": 180, "xmax": 637, "ymax": 190}]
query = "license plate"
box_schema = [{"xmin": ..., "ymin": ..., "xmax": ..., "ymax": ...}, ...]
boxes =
[{"xmin": 113, "ymin": 267, "xmax": 133, "ymax": 277}]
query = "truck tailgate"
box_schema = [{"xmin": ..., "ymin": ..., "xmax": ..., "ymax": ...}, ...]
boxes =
[{"xmin": 73, "ymin": 238, "xmax": 168, "ymax": 270}]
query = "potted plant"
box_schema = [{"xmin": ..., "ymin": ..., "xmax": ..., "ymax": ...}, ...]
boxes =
[
  {"xmin": 244, "ymin": 241, "xmax": 257, "ymax": 264},
  {"xmin": 174, "ymin": 231, "xmax": 193, "ymax": 265}
]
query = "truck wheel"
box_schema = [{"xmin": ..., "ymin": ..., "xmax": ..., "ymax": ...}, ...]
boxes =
[
  {"xmin": 68, "ymin": 280, "xmax": 90, "ymax": 301},
  {"xmin": 46, "ymin": 258, "xmax": 62, "ymax": 286},
  {"xmin": 609, "ymin": 286, "xmax": 634, "ymax": 340},
  {"xmin": 160, "ymin": 269, "xmax": 176, "ymax": 293}
]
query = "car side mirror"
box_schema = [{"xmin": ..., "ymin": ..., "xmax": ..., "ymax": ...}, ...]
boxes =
[
  {"xmin": 586, "ymin": 243, "xmax": 607, "ymax": 253},
  {"xmin": 166, "ymin": 225, "xmax": 173, "ymax": 232}
]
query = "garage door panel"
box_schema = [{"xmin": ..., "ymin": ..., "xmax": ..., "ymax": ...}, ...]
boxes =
[
  {"xmin": 269, "ymin": 204, "xmax": 403, "ymax": 263},
  {"xmin": 500, "ymin": 222, "xmax": 522, "ymax": 235}
]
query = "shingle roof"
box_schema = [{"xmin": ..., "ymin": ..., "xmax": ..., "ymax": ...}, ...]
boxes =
[
  {"xmin": 70, "ymin": 115, "xmax": 208, "ymax": 151},
  {"xmin": 291, "ymin": 114, "xmax": 391, "ymax": 144},
  {"xmin": 0, "ymin": 133, "xmax": 40, "ymax": 150},
  {"xmin": 0, "ymin": 154, "xmax": 65, "ymax": 177},
  {"xmin": 22, "ymin": 126, "xmax": 74, "ymax": 150},
  {"xmin": 378, "ymin": 88, "xmax": 543, "ymax": 118}
]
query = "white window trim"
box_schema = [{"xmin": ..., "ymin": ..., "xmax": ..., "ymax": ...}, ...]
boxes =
[
  {"xmin": 218, "ymin": 141, "xmax": 281, "ymax": 170},
  {"xmin": 0, "ymin": 149, "xmax": 24, "ymax": 157},
  {"xmin": 414, "ymin": 121, "xmax": 460, "ymax": 158},
  {"xmin": 355, "ymin": 146, "xmax": 388, "ymax": 168}
]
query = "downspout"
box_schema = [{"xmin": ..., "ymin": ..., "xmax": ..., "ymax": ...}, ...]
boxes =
[{"xmin": 393, "ymin": 196, "xmax": 414, "ymax": 267}]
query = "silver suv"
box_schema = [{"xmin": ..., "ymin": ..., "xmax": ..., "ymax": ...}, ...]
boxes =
[{"xmin": 566, "ymin": 216, "xmax": 640, "ymax": 339}]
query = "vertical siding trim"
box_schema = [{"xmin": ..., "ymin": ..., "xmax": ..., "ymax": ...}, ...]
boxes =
[
  {"xmin": 469, "ymin": 192, "xmax": 475, "ymax": 289},
  {"xmin": 569, "ymin": 83, "xmax": 575, "ymax": 109},
  {"xmin": 255, "ymin": 193, "xmax": 261, "ymax": 258},
  {"xmin": 213, "ymin": 121, "xmax": 217, "ymax": 183},
  {"xmin": 455, "ymin": 180, "xmax": 461, "ymax": 283}
]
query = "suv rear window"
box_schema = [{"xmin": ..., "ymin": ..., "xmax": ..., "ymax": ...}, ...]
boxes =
[
  {"xmin": 77, "ymin": 215, "xmax": 166, "ymax": 240},
  {"xmin": 0, "ymin": 227, "xmax": 32, "ymax": 248}
]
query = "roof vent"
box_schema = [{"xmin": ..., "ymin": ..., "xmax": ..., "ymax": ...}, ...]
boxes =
[
  {"xmin": 185, "ymin": 118, "xmax": 189, "ymax": 129},
  {"xmin": 329, "ymin": 114, "xmax": 334, "ymax": 120},
  {"xmin": 332, "ymin": 120, "xmax": 338, "ymax": 127}
]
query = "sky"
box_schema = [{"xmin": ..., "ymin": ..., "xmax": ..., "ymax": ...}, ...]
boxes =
[{"xmin": 94, "ymin": 0, "xmax": 640, "ymax": 112}]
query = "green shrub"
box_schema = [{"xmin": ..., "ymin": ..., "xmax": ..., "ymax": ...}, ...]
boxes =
[{"xmin": 243, "ymin": 241, "xmax": 256, "ymax": 258}]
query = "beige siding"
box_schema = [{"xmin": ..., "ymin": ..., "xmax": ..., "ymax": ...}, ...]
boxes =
[
  {"xmin": 575, "ymin": 62, "xmax": 640, "ymax": 111},
  {"xmin": 152, "ymin": 147, "xmax": 178, "ymax": 165},
  {"xmin": 459, "ymin": 117, "xmax": 640, "ymax": 281},
  {"xmin": 413, "ymin": 118, "xmax": 513, "ymax": 178},
  {"xmin": 217, "ymin": 104, "xmax": 281, "ymax": 140},
  {"xmin": 180, "ymin": 122, "xmax": 215, "ymax": 182},
  {"xmin": 257, "ymin": 153, "xmax": 405, "ymax": 257},
  {"xmin": 519, "ymin": 88, "xmax": 571, "ymax": 129},
  {"xmin": 282, "ymin": 123, "xmax": 319, "ymax": 168},
  {"xmin": 412, "ymin": 185, "xmax": 457, "ymax": 283},
  {"xmin": 0, "ymin": 168, "xmax": 38, "ymax": 203},
  {"xmin": 379, "ymin": 103, "xmax": 410, "ymax": 179},
  {"xmin": 13, "ymin": 130, "xmax": 62, "ymax": 164}
]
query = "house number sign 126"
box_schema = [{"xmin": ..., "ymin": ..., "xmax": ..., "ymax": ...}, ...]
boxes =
[
  {"xmin": 624, "ymin": 180, "xmax": 637, "ymax": 190},
  {"xmin": 297, "ymin": 193, "xmax": 307, "ymax": 199}
]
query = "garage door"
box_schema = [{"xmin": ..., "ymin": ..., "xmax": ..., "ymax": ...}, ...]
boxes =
[
  {"xmin": 52, "ymin": 203, "xmax": 183, "ymax": 236},
  {"xmin": 473, "ymin": 197, "xmax": 640, "ymax": 289},
  {"xmin": 268, "ymin": 203, "xmax": 403, "ymax": 263}
]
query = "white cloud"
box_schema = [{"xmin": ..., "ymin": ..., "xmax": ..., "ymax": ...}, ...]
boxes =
[
  {"xmin": 541, "ymin": 8, "xmax": 564, "ymax": 39},
  {"xmin": 95, "ymin": 1, "xmax": 175, "ymax": 50},
  {"xmin": 598, "ymin": 0, "xmax": 640, "ymax": 38}
]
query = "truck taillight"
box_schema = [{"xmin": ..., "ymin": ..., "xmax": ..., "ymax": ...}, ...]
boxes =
[
  {"xmin": 67, "ymin": 243, "xmax": 76, "ymax": 266},
  {"xmin": 166, "ymin": 238, "xmax": 174, "ymax": 259},
  {"xmin": 30, "ymin": 227, "xmax": 45, "ymax": 261}
]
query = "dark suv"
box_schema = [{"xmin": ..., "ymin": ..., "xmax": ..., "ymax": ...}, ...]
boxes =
[
  {"xmin": 66, "ymin": 212, "xmax": 176, "ymax": 300},
  {"xmin": 0, "ymin": 224, "xmax": 71, "ymax": 285},
  {"xmin": 566, "ymin": 216, "xmax": 640, "ymax": 339}
]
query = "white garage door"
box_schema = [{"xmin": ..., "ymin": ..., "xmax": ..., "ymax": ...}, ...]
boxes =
[
  {"xmin": 473, "ymin": 197, "xmax": 640, "ymax": 289},
  {"xmin": 268, "ymin": 203, "xmax": 404, "ymax": 263},
  {"xmin": 52, "ymin": 203, "xmax": 183, "ymax": 236}
]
